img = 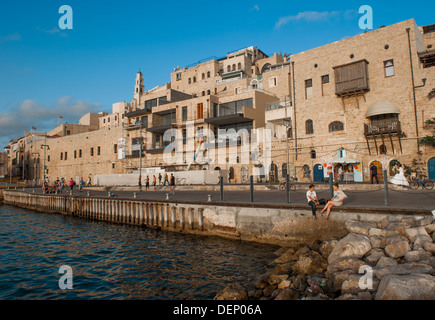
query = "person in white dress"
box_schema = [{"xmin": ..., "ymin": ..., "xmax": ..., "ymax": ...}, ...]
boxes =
[{"xmin": 389, "ymin": 165, "xmax": 409, "ymax": 187}]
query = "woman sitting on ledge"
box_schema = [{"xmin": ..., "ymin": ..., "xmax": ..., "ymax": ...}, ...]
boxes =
[{"xmin": 319, "ymin": 183, "xmax": 347, "ymax": 221}]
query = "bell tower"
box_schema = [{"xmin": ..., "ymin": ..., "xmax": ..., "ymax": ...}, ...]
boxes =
[{"xmin": 133, "ymin": 71, "xmax": 144, "ymax": 106}]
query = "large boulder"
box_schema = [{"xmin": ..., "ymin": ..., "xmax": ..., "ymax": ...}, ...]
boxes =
[
  {"xmin": 319, "ymin": 240, "xmax": 338, "ymax": 259},
  {"xmin": 384, "ymin": 236, "xmax": 411, "ymax": 258},
  {"xmin": 405, "ymin": 227, "xmax": 431, "ymax": 243},
  {"xmin": 375, "ymin": 274, "xmax": 435, "ymax": 300},
  {"xmin": 345, "ymin": 220, "xmax": 378, "ymax": 235},
  {"xmin": 374, "ymin": 262, "xmax": 435, "ymax": 280},
  {"xmin": 341, "ymin": 274, "xmax": 379, "ymax": 295},
  {"xmin": 274, "ymin": 287, "xmax": 300, "ymax": 300},
  {"xmin": 328, "ymin": 233, "xmax": 372, "ymax": 265},
  {"xmin": 414, "ymin": 216, "xmax": 434, "ymax": 227},
  {"xmin": 214, "ymin": 283, "xmax": 248, "ymax": 300},
  {"xmin": 293, "ymin": 251, "xmax": 328, "ymax": 275},
  {"xmin": 369, "ymin": 228, "xmax": 400, "ymax": 238}
]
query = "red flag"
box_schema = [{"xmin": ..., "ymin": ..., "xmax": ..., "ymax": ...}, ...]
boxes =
[
  {"xmin": 59, "ymin": 116, "xmax": 64, "ymax": 119},
  {"xmin": 31, "ymin": 126, "xmax": 37, "ymax": 130}
]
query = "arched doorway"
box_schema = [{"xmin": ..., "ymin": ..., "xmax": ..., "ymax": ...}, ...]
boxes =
[
  {"xmin": 369, "ymin": 161, "xmax": 384, "ymax": 181},
  {"xmin": 229, "ymin": 167, "xmax": 235, "ymax": 182},
  {"xmin": 303, "ymin": 165, "xmax": 311, "ymax": 180},
  {"xmin": 428, "ymin": 158, "xmax": 435, "ymax": 180},
  {"xmin": 282, "ymin": 163, "xmax": 288, "ymax": 179},
  {"xmin": 313, "ymin": 164, "xmax": 324, "ymax": 182},
  {"xmin": 240, "ymin": 166, "xmax": 249, "ymax": 183}
]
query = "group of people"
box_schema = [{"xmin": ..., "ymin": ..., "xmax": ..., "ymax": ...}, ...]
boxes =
[
  {"xmin": 139, "ymin": 172, "xmax": 176, "ymax": 194},
  {"xmin": 306, "ymin": 183, "xmax": 347, "ymax": 221},
  {"xmin": 43, "ymin": 176, "xmax": 91, "ymax": 194}
]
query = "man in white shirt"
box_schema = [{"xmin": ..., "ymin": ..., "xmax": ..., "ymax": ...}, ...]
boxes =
[{"xmin": 306, "ymin": 184, "xmax": 327, "ymax": 220}]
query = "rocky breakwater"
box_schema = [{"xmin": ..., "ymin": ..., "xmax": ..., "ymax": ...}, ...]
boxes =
[{"xmin": 215, "ymin": 215, "xmax": 435, "ymax": 300}]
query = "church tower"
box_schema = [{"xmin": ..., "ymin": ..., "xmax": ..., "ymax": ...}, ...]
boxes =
[{"xmin": 133, "ymin": 71, "xmax": 144, "ymax": 107}]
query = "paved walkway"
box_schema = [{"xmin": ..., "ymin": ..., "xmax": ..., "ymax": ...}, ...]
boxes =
[{"xmin": 23, "ymin": 186, "xmax": 435, "ymax": 212}]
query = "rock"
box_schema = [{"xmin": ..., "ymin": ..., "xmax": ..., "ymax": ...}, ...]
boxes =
[
  {"xmin": 369, "ymin": 228, "xmax": 400, "ymax": 238},
  {"xmin": 336, "ymin": 293, "xmax": 358, "ymax": 300},
  {"xmin": 413, "ymin": 234, "xmax": 433, "ymax": 250},
  {"xmin": 384, "ymin": 237, "xmax": 410, "ymax": 258},
  {"xmin": 365, "ymin": 249, "xmax": 386, "ymax": 266},
  {"xmin": 274, "ymin": 287, "xmax": 300, "ymax": 300},
  {"xmin": 254, "ymin": 271, "xmax": 271, "ymax": 289},
  {"xmin": 270, "ymin": 289, "xmax": 281, "ymax": 299},
  {"xmin": 341, "ymin": 274, "xmax": 379, "ymax": 294},
  {"xmin": 327, "ymin": 258, "xmax": 367, "ymax": 274},
  {"xmin": 273, "ymin": 246, "xmax": 309, "ymax": 264},
  {"xmin": 328, "ymin": 270, "xmax": 355, "ymax": 293},
  {"xmin": 414, "ymin": 216, "xmax": 434, "ymax": 227},
  {"xmin": 357, "ymin": 291, "xmax": 373, "ymax": 300},
  {"xmin": 386, "ymin": 222, "xmax": 408, "ymax": 236},
  {"xmin": 274, "ymin": 246, "xmax": 294, "ymax": 257},
  {"xmin": 214, "ymin": 283, "xmax": 248, "ymax": 300},
  {"xmin": 405, "ymin": 227, "xmax": 431, "ymax": 243},
  {"xmin": 278, "ymin": 280, "xmax": 291, "ymax": 290},
  {"xmin": 374, "ymin": 262, "xmax": 435, "ymax": 280},
  {"xmin": 269, "ymin": 274, "xmax": 289, "ymax": 285},
  {"xmin": 319, "ymin": 240, "xmax": 337, "ymax": 259},
  {"xmin": 262, "ymin": 283, "xmax": 277, "ymax": 297},
  {"xmin": 376, "ymin": 256, "xmax": 398, "ymax": 268},
  {"xmin": 401, "ymin": 217, "xmax": 416, "ymax": 227},
  {"xmin": 252, "ymin": 289, "xmax": 263, "ymax": 299},
  {"xmin": 293, "ymin": 251, "xmax": 328, "ymax": 275},
  {"xmin": 377, "ymin": 217, "xmax": 390, "ymax": 229},
  {"xmin": 370, "ymin": 235, "xmax": 386, "ymax": 249},
  {"xmin": 328, "ymin": 233, "xmax": 372, "ymax": 265},
  {"xmin": 271, "ymin": 263, "xmax": 293, "ymax": 276},
  {"xmin": 309, "ymin": 240, "xmax": 322, "ymax": 252},
  {"xmin": 404, "ymin": 251, "xmax": 423, "ymax": 262},
  {"xmin": 375, "ymin": 274, "xmax": 435, "ymax": 300},
  {"xmin": 425, "ymin": 224, "xmax": 435, "ymax": 235},
  {"xmin": 433, "ymin": 232, "xmax": 435, "ymax": 242},
  {"xmin": 345, "ymin": 220, "xmax": 378, "ymax": 235},
  {"xmin": 424, "ymin": 242, "xmax": 435, "ymax": 254},
  {"xmin": 292, "ymin": 274, "xmax": 307, "ymax": 293}
]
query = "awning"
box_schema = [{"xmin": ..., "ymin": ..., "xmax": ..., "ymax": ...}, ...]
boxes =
[
  {"xmin": 329, "ymin": 157, "xmax": 359, "ymax": 164},
  {"xmin": 366, "ymin": 101, "xmax": 400, "ymax": 118}
]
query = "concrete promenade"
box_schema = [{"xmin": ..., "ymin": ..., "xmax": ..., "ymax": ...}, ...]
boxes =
[{"xmin": 23, "ymin": 183, "xmax": 435, "ymax": 213}]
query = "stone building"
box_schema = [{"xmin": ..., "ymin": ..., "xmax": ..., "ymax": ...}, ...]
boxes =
[{"xmin": 7, "ymin": 18, "xmax": 435, "ymax": 185}]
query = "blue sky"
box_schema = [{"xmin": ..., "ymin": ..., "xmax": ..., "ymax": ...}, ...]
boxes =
[{"xmin": 0, "ymin": 0, "xmax": 433, "ymax": 147}]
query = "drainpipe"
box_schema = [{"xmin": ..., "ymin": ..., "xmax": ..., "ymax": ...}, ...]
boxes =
[
  {"xmin": 406, "ymin": 27, "xmax": 421, "ymax": 153},
  {"xmin": 291, "ymin": 61, "xmax": 297, "ymax": 161}
]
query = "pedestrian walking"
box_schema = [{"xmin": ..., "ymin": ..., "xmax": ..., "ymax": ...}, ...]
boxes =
[
  {"xmin": 153, "ymin": 175, "xmax": 157, "ymax": 191},
  {"xmin": 138, "ymin": 175, "xmax": 142, "ymax": 191},
  {"xmin": 79, "ymin": 177, "xmax": 85, "ymax": 191},
  {"xmin": 69, "ymin": 178, "xmax": 75, "ymax": 191},
  {"xmin": 145, "ymin": 175, "xmax": 150, "ymax": 191},
  {"xmin": 158, "ymin": 173, "xmax": 162, "ymax": 186},
  {"xmin": 164, "ymin": 173, "xmax": 169, "ymax": 186},
  {"xmin": 87, "ymin": 176, "xmax": 92, "ymax": 186},
  {"xmin": 370, "ymin": 164, "xmax": 379, "ymax": 184},
  {"xmin": 170, "ymin": 173, "xmax": 175, "ymax": 194}
]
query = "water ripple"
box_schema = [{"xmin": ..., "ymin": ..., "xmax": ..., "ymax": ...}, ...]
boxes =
[{"xmin": 0, "ymin": 205, "xmax": 279, "ymax": 300}]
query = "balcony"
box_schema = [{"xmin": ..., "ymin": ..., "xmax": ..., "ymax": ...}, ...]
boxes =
[
  {"xmin": 364, "ymin": 121, "xmax": 402, "ymax": 136},
  {"xmin": 333, "ymin": 60, "xmax": 370, "ymax": 97}
]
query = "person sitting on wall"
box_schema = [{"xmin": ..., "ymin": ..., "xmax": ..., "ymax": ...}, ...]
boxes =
[
  {"xmin": 319, "ymin": 183, "xmax": 347, "ymax": 221},
  {"xmin": 306, "ymin": 184, "xmax": 328, "ymax": 220}
]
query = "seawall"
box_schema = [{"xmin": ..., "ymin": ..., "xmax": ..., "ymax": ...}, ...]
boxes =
[{"xmin": 1, "ymin": 190, "xmax": 432, "ymax": 246}]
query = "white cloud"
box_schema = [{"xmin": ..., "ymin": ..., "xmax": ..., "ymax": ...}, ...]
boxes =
[
  {"xmin": 275, "ymin": 10, "xmax": 357, "ymax": 29},
  {"xmin": 0, "ymin": 98, "xmax": 103, "ymax": 146},
  {"xmin": 0, "ymin": 33, "xmax": 22, "ymax": 43},
  {"xmin": 250, "ymin": 4, "xmax": 260, "ymax": 12}
]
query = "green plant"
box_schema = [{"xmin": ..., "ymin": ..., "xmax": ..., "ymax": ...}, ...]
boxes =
[{"xmin": 420, "ymin": 117, "xmax": 435, "ymax": 148}]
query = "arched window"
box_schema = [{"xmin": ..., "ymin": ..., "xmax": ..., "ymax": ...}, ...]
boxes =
[
  {"xmin": 207, "ymin": 71, "xmax": 211, "ymax": 78},
  {"xmin": 237, "ymin": 62, "xmax": 242, "ymax": 70},
  {"xmin": 232, "ymin": 64, "xmax": 236, "ymax": 71},
  {"xmin": 202, "ymin": 73, "xmax": 205, "ymax": 80},
  {"xmin": 287, "ymin": 128, "xmax": 293, "ymax": 139},
  {"xmin": 380, "ymin": 144, "xmax": 387, "ymax": 155},
  {"xmin": 329, "ymin": 121, "xmax": 344, "ymax": 132},
  {"xmin": 227, "ymin": 65, "xmax": 231, "ymax": 73},
  {"xmin": 306, "ymin": 120, "xmax": 314, "ymax": 135}
]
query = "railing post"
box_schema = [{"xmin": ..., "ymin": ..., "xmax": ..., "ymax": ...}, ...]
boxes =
[
  {"xmin": 220, "ymin": 176, "xmax": 224, "ymax": 202},
  {"xmin": 383, "ymin": 169, "xmax": 389, "ymax": 206},
  {"xmin": 250, "ymin": 175, "xmax": 254, "ymax": 203}
]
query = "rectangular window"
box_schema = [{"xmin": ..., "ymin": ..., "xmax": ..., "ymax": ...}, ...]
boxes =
[
  {"xmin": 305, "ymin": 79, "xmax": 313, "ymax": 99},
  {"xmin": 182, "ymin": 129, "xmax": 187, "ymax": 145},
  {"xmin": 79, "ymin": 149, "xmax": 82, "ymax": 158},
  {"xmin": 64, "ymin": 152, "xmax": 67, "ymax": 160},
  {"xmin": 114, "ymin": 144, "xmax": 118, "ymax": 154},
  {"xmin": 384, "ymin": 60, "xmax": 395, "ymax": 77},
  {"xmin": 145, "ymin": 99, "xmax": 157, "ymax": 111},
  {"xmin": 112, "ymin": 163, "xmax": 115, "ymax": 169},
  {"xmin": 60, "ymin": 153, "xmax": 63, "ymax": 160},
  {"xmin": 197, "ymin": 103, "xmax": 203, "ymax": 119},
  {"xmin": 269, "ymin": 77, "xmax": 278, "ymax": 88},
  {"xmin": 182, "ymin": 106, "xmax": 187, "ymax": 122},
  {"xmin": 48, "ymin": 155, "xmax": 50, "ymax": 162},
  {"xmin": 176, "ymin": 72, "xmax": 182, "ymax": 80},
  {"xmin": 97, "ymin": 146, "xmax": 101, "ymax": 156},
  {"xmin": 74, "ymin": 150, "xmax": 77, "ymax": 159},
  {"xmin": 90, "ymin": 148, "xmax": 94, "ymax": 157},
  {"xmin": 321, "ymin": 75, "xmax": 329, "ymax": 96}
]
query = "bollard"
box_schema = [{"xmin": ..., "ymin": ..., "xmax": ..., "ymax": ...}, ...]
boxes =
[
  {"xmin": 286, "ymin": 174, "xmax": 290, "ymax": 203},
  {"xmin": 87, "ymin": 191, "xmax": 90, "ymax": 197},
  {"xmin": 70, "ymin": 190, "xmax": 73, "ymax": 196},
  {"xmin": 220, "ymin": 176, "xmax": 224, "ymax": 201},
  {"xmin": 329, "ymin": 172, "xmax": 334, "ymax": 199},
  {"xmin": 207, "ymin": 194, "xmax": 212, "ymax": 202},
  {"xmin": 166, "ymin": 193, "xmax": 171, "ymax": 200},
  {"xmin": 383, "ymin": 169, "xmax": 389, "ymax": 206},
  {"xmin": 250, "ymin": 175, "xmax": 254, "ymax": 203},
  {"xmin": 133, "ymin": 192, "xmax": 137, "ymax": 199}
]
